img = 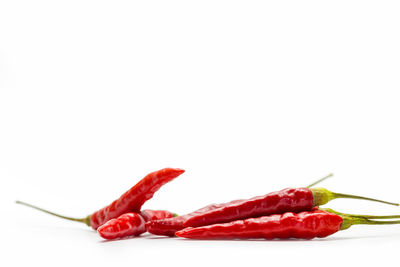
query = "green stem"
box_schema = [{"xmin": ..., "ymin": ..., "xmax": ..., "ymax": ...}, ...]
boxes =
[
  {"xmin": 16, "ymin": 200, "xmax": 91, "ymax": 226},
  {"xmin": 341, "ymin": 216, "xmax": 400, "ymax": 230},
  {"xmin": 322, "ymin": 208, "xmax": 400, "ymax": 219},
  {"xmin": 306, "ymin": 173, "xmax": 334, "ymax": 188},
  {"xmin": 310, "ymin": 187, "xmax": 399, "ymax": 206},
  {"xmin": 358, "ymin": 219, "xmax": 400, "ymax": 225},
  {"xmin": 332, "ymin": 192, "xmax": 399, "ymax": 206}
]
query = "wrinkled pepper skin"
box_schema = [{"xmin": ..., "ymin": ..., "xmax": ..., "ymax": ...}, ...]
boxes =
[
  {"xmin": 91, "ymin": 168, "xmax": 184, "ymax": 229},
  {"xmin": 183, "ymin": 188, "xmax": 314, "ymax": 228},
  {"xmin": 98, "ymin": 209, "xmax": 175, "ymax": 240},
  {"xmin": 146, "ymin": 216, "xmax": 186, "ymax": 237},
  {"xmin": 140, "ymin": 209, "xmax": 175, "ymax": 222},
  {"xmin": 98, "ymin": 213, "xmax": 146, "ymax": 239},
  {"xmin": 146, "ymin": 203, "xmax": 227, "ymax": 236},
  {"xmin": 176, "ymin": 209, "xmax": 343, "ymax": 240}
]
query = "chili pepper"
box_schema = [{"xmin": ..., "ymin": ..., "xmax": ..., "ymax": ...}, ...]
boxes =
[
  {"xmin": 98, "ymin": 209, "xmax": 176, "ymax": 240},
  {"xmin": 183, "ymin": 186, "xmax": 398, "ymax": 228},
  {"xmin": 146, "ymin": 174, "xmax": 335, "ymax": 236},
  {"xmin": 16, "ymin": 168, "xmax": 185, "ymax": 229},
  {"xmin": 176, "ymin": 209, "xmax": 400, "ymax": 240}
]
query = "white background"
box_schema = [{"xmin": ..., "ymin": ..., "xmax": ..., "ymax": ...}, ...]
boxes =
[{"xmin": 1, "ymin": 1, "xmax": 400, "ymax": 266}]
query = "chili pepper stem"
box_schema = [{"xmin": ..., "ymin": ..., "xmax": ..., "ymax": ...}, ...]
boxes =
[
  {"xmin": 16, "ymin": 200, "xmax": 91, "ymax": 226},
  {"xmin": 332, "ymin": 192, "xmax": 399, "ymax": 206},
  {"xmin": 310, "ymin": 188, "xmax": 399, "ymax": 206},
  {"xmin": 306, "ymin": 173, "xmax": 333, "ymax": 188},
  {"xmin": 322, "ymin": 208, "xmax": 400, "ymax": 219},
  {"xmin": 341, "ymin": 215, "xmax": 400, "ymax": 230}
]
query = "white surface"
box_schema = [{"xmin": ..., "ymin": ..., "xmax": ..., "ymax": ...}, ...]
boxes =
[{"xmin": 1, "ymin": 1, "xmax": 400, "ymax": 266}]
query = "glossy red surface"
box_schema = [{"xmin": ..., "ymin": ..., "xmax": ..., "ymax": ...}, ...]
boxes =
[
  {"xmin": 90, "ymin": 168, "xmax": 184, "ymax": 229},
  {"xmin": 140, "ymin": 209, "xmax": 175, "ymax": 222},
  {"xmin": 146, "ymin": 203, "xmax": 227, "ymax": 236},
  {"xmin": 183, "ymin": 187, "xmax": 314, "ymax": 228},
  {"xmin": 98, "ymin": 213, "xmax": 146, "ymax": 240},
  {"xmin": 176, "ymin": 209, "xmax": 343, "ymax": 240},
  {"xmin": 98, "ymin": 210, "xmax": 175, "ymax": 240}
]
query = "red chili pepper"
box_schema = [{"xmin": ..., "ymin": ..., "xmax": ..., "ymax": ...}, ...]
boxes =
[
  {"xmin": 146, "ymin": 175, "xmax": 333, "ymax": 236},
  {"xmin": 98, "ymin": 209, "xmax": 175, "ymax": 240},
  {"xmin": 176, "ymin": 209, "xmax": 400, "ymax": 240},
  {"xmin": 183, "ymin": 187, "xmax": 398, "ymax": 228},
  {"xmin": 16, "ymin": 168, "xmax": 185, "ymax": 230},
  {"xmin": 147, "ymin": 186, "xmax": 398, "ymax": 237}
]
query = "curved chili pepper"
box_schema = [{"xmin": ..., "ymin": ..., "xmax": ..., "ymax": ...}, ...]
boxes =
[
  {"xmin": 98, "ymin": 209, "xmax": 175, "ymax": 240},
  {"xmin": 183, "ymin": 187, "xmax": 398, "ymax": 228},
  {"xmin": 176, "ymin": 209, "xmax": 400, "ymax": 240},
  {"xmin": 16, "ymin": 168, "xmax": 185, "ymax": 230},
  {"xmin": 91, "ymin": 168, "xmax": 184, "ymax": 229}
]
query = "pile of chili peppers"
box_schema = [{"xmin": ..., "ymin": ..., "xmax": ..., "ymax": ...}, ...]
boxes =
[{"xmin": 17, "ymin": 168, "xmax": 400, "ymax": 240}]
